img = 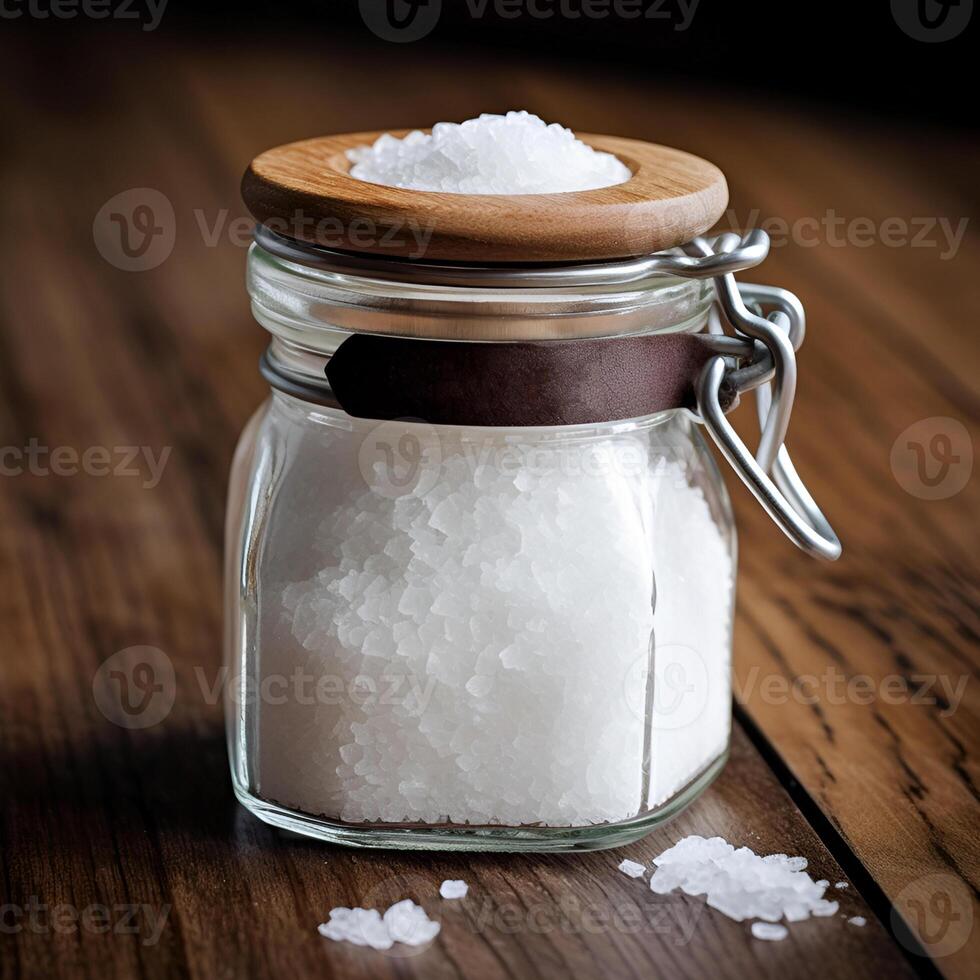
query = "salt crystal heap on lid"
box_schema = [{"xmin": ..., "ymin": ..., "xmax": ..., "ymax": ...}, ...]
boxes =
[{"xmin": 347, "ymin": 111, "xmax": 632, "ymax": 194}]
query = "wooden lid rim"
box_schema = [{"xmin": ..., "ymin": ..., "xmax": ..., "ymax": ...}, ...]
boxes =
[{"xmin": 242, "ymin": 130, "xmax": 728, "ymax": 263}]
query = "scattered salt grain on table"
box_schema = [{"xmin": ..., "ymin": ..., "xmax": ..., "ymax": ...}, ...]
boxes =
[
  {"xmin": 318, "ymin": 900, "xmax": 440, "ymax": 950},
  {"xmin": 347, "ymin": 111, "xmax": 631, "ymax": 194},
  {"xmin": 835, "ymin": 881, "xmax": 849, "ymax": 889},
  {"xmin": 618, "ymin": 859, "xmax": 646, "ymax": 879},
  {"xmin": 650, "ymin": 836, "xmax": 839, "ymax": 925},
  {"xmin": 751, "ymin": 922, "xmax": 789, "ymax": 941},
  {"xmin": 848, "ymin": 916, "xmax": 867, "ymax": 927},
  {"xmin": 318, "ymin": 908, "xmax": 393, "ymax": 950},
  {"xmin": 383, "ymin": 899, "xmax": 441, "ymax": 945},
  {"xmin": 440, "ymin": 880, "xmax": 468, "ymax": 899}
]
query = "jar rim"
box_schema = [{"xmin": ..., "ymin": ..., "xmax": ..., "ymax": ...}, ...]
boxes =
[
  {"xmin": 247, "ymin": 232, "xmax": 714, "ymax": 347},
  {"xmin": 255, "ymin": 225, "xmax": 707, "ymax": 290}
]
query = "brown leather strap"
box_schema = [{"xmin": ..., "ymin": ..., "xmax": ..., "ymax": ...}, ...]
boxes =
[{"xmin": 326, "ymin": 333, "xmax": 736, "ymax": 427}]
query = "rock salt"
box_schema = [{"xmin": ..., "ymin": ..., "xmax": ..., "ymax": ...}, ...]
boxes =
[
  {"xmin": 318, "ymin": 900, "xmax": 440, "ymax": 950},
  {"xmin": 318, "ymin": 908, "xmax": 393, "ymax": 950},
  {"xmin": 618, "ymin": 859, "xmax": 647, "ymax": 879},
  {"xmin": 383, "ymin": 899, "xmax": 442, "ymax": 945},
  {"xmin": 651, "ymin": 836, "xmax": 839, "ymax": 926},
  {"xmin": 347, "ymin": 111, "xmax": 631, "ymax": 194},
  {"xmin": 439, "ymin": 880, "xmax": 468, "ymax": 899},
  {"xmin": 258, "ymin": 415, "xmax": 732, "ymax": 828},
  {"xmin": 751, "ymin": 922, "xmax": 789, "ymax": 941},
  {"xmin": 848, "ymin": 916, "xmax": 866, "ymax": 927}
]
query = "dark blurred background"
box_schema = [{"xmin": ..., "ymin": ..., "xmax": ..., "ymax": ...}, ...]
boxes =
[{"xmin": 2, "ymin": 0, "xmax": 976, "ymax": 127}]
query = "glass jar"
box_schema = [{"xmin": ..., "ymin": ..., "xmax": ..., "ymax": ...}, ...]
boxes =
[{"xmin": 224, "ymin": 235, "xmax": 740, "ymax": 851}]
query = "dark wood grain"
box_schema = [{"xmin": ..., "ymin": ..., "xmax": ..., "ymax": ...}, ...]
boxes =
[{"xmin": 0, "ymin": 26, "xmax": 975, "ymax": 980}]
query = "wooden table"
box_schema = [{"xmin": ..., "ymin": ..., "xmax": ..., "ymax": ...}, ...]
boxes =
[{"xmin": 0, "ymin": 27, "xmax": 976, "ymax": 980}]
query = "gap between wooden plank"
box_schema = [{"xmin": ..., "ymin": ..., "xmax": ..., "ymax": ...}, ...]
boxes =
[{"xmin": 735, "ymin": 701, "xmax": 945, "ymax": 980}]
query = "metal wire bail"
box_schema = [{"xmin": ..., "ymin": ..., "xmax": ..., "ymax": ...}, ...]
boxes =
[{"xmin": 684, "ymin": 231, "xmax": 842, "ymax": 561}]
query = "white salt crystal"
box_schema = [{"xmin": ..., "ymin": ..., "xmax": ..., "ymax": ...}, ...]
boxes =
[
  {"xmin": 318, "ymin": 900, "xmax": 440, "ymax": 950},
  {"xmin": 464, "ymin": 675, "xmax": 493, "ymax": 698},
  {"xmin": 834, "ymin": 881, "xmax": 849, "ymax": 889},
  {"xmin": 318, "ymin": 907, "xmax": 393, "ymax": 950},
  {"xmin": 260, "ymin": 418, "xmax": 733, "ymax": 828},
  {"xmin": 751, "ymin": 922, "xmax": 788, "ymax": 941},
  {"xmin": 650, "ymin": 836, "xmax": 840, "ymax": 932},
  {"xmin": 347, "ymin": 111, "xmax": 631, "ymax": 195},
  {"xmin": 383, "ymin": 899, "xmax": 441, "ymax": 945},
  {"xmin": 439, "ymin": 879, "xmax": 468, "ymax": 899},
  {"xmin": 811, "ymin": 899, "xmax": 840, "ymax": 917},
  {"xmin": 618, "ymin": 859, "xmax": 647, "ymax": 879},
  {"xmin": 646, "ymin": 456, "xmax": 733, "ymax": 807},
  {"xmin": 848, "ymin": 916, "xmax": 866, "ymax": 927}
]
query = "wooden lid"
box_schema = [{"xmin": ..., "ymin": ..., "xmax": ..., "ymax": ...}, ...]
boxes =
[{"xmin": 242, "ymin": 130, "xmax": 728, "ymax": 263}]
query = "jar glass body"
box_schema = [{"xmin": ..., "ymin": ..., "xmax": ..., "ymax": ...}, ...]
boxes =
[{"xmin": 225, "ymin": 245, "xmax": 737, "ymax": 851}]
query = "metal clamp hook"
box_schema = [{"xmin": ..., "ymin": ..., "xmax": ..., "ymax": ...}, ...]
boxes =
[{"xmin": 688, "ymin": 233, "xmax": 842, "ymax": 561}]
